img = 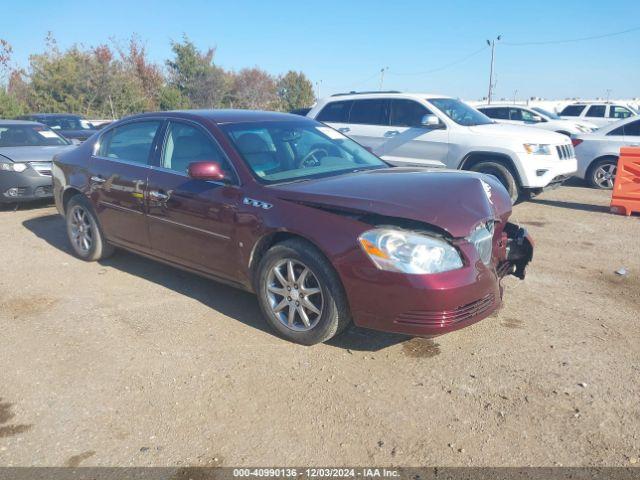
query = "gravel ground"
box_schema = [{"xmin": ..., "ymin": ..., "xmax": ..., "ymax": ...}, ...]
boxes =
[{"xmin": 0, "ymin": 183, "xmax": 638, "ymax": 467}]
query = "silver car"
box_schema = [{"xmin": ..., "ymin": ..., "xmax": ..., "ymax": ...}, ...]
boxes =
[
  {"xmin": 0, "ymin": 120, "xmax": 74, "ymax": 203},
  {"xmin": 572, "ymin": 116, "xmax": 640, "ymax": 189}
]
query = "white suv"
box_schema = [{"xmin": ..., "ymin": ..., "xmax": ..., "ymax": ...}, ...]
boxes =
[
  {"xmin": 559, "ymin": 102, "xmax": 637, "ymax": 128},
  {"xmin": 476, "ymin": 104, "xmax": 597, "ymax": 136},
  {"xmin": 307, "ymin": 92, "xmax": 577, "ymax": 202}
]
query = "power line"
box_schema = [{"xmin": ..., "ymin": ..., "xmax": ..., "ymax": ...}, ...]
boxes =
[
  {"xmin": 388, "ymin": 45, "xmax": 489, "ymax": 77},
  {"xmin": 503, "ymin": 25, "xmax": 640, "ymax": 46}
]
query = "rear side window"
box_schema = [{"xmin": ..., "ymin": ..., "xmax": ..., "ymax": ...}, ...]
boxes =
[
  {"xmin": 609, "ymin": 106, "xmax": 632, "ymax": 119},
  {"xmin": 560, "ymin": 105, "xmax": 586, "ymax": 117},
  {"xmin": 389, "ymin": 99, "xmax": 430, "ymax": 126},
  {"xmin": 98, "ymin": 121, "xmax": 161, "ymax": 164},
  {"xmin": 316, "ymin": 101, "xmax": 353, "ymax": 122},
  {"xmin": 623, "ymin": 120, "xmax": 640, "ymax": 136},
  {"xmin": 348, "ymin": 99, "xmax": 389, "ymax": 125},
  {"xmin": 608, "ymin": 126, "xmax": 625, "ymax": 136},
  {"xmin": 481, "ymin": 107, "xmax": 509, "ymax": 120},
  {"xmin": 586, "ymin": 105, "xmax": 606, "ymax": 118}
]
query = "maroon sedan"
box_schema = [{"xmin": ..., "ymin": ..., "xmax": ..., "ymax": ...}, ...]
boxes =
[{"xmin": 52, "ymin": 110, "xmax": 533, "ymax": 345}]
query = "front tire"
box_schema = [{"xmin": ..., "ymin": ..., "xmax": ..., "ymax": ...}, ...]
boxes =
[
  {"xmin": 470, "ymin": 161, "xmax": 519, "ymax": 204},
  {"xmin": 255, "ymin": 239, "xmax": 351, "ymax": 345},
  {"xmin": 65, "ymin": 195, "xmax": 115, "ymax": 261},
  {"xmin": 588, "ymin": 157, "xmax": 618, "ymax": 189}
]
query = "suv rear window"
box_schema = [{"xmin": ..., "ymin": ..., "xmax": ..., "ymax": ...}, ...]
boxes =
[
  {"xmin": 560, "ymin": 105, "xmax": 586, "ymax": 117},
  {"xmin": 348, "ymin": 99, "xmax": 389, "ymax": 125},
  {"xmin": 316, "ymin": 101, "xmax": 353, "ymax": 123}
]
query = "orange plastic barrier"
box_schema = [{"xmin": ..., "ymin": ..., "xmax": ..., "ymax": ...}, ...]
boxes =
[{"xmin": 610, "ymin": 147, "xmax": 640, "ymax": 216}]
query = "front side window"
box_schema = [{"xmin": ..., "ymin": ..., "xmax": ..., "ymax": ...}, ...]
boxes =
[
  {"xmin": 532, "ymin": 107, "xmax": 560, "ymax": 120},
  {"xmin": 222, "ymin": 121, "xmax": 386, "ymax": 184},
  {"xmin": 389, "ymin": 99, "xmax": 430, "ymax": 127},
  {"xmin": 316, "ymin": 101, "xmax": 353, "ymax": 123},
  {"xmin": 609, "ymin": 106, "xmax": 632, "ymax": 119},
  {"xmin": 586, "ymin": 105, "xmax": 606, "ymax": 118},
  {"xmin": 161, "ymin": 122, "xmax": 233, "ymax": 179},
  {"xmin": 480, "ymin": 107, "xmax": 509, "ymax": 120},
  {"xmin": 0, "ymin": 124, "xmax": 69, "ymax": 147},
  {"xmin": 98, "ymin": 121, "xmax": 161, "ymax": 164},
  {"xmin": 508, "ymin": 108, "xmax": 524, "ymax": 121},
  {"xmin": 348, "ymin": 99, "xmax": 389, "ymax": 125},
  {"xmin": 429, "ymin": 98, "xmax": 493, "ymax": 126},
  {"xmin": 520, "ymin": 109, "xmax": 540, "ymax": 122},
  {"xmin": 560, "ymin": 105, "xmax": 586, "ymax": 117}
]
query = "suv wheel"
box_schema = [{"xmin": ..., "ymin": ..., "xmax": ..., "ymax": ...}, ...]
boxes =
[
  {"xmin": 470, "ymin": 161, "xmax": 519, "ymax": 204},
  {"xmin": 588, "ymin": 157, "xmax": 617, "ymax": 189},
  {"xmin": 65, "ymin": 195, "xmax": 115, "ymax": 261},
  {"xmin": 256, "ymin": 239, "xmax": 351, "ymax": 345}
]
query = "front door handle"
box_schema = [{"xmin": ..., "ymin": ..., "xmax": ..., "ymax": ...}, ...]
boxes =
[
  {"xmin": 149, "ymin": 190, "xmax": 169, "ymax": 201},
  {"xmin": 337, "ymin": 127, "xmax": 350, "ymax": 133},
  {"xmin": 90, "ymin": 175, "xmax": 106, "ymax": 184}
]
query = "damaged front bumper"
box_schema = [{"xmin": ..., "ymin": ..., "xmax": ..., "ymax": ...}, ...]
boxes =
[{"xmin": 498, "ymin": 223, "xmax": 534, "ymax": 280}]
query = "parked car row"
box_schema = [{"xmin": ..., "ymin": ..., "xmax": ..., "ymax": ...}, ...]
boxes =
[
  {"xmin": 306, "ymin": 92, "xmax": 577, "ymax": 202},
  {"xmin": 17, "ymin": 113, "xmax": 100, "ymax": 142}
]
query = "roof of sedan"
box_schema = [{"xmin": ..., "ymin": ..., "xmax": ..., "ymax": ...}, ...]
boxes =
[
  {"xmin": 128, "ymin": 109, "xmax": 313, "ymax": 124},
  {"xmin": 0, "ymin": 119, "xmax": 44, "ymax": 126}
]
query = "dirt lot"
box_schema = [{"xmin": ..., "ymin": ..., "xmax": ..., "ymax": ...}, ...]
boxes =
[{"xmin": 0, "ymin": 183, "xmax": 639, "ymax": 467}]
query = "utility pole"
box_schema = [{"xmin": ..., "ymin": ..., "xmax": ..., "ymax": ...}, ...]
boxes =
[
  {"xmin": 605, "ymin": 89, "xmax": 612, "ymax": 102},
  {"xmin": 315, "ymin": 80, "xmax": 322, "ymax": 99},
  {"xmin": 379, "ymin": 67, "xmax": 388, "ymax": 91},
  {"xmin": 513, "ymin": 89, "xmax": 518, "ymax": 104},
  {"xmin": 486, "ymin": 36, "xmax": 501, "ymax": 104}
]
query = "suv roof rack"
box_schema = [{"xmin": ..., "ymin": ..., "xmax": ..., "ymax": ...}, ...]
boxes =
[{"xmin": 331, "ymin": 90, "xmax": 402, "ymax": 97}]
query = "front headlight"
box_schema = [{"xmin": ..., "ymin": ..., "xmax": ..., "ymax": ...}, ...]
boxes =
[
  {"xmin": 523, "ymin": 143, "xmax": 552, "ymax": 155},
  {"xmin": 0, "ymin": 162, "xmax": 28, "ymax": 172},
  {"xmin": 359, "ymin": 228, "xmax": 463, "ymax": 274}
]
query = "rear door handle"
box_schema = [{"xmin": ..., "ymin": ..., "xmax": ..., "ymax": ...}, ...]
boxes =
[
  {"xmin": 337, "ymin": 127, "xmax": 350, "ymax": 133},
  {"xmin": 384, "ymin": 130, "xmax": 400, "ymax": 137},
  {"xmin": 90, "ymin": 175, "xmax": 106, "ymax": 184},
  {"xmin": 149, "ymin": 190, "xmax": 169, "ymax": 201}
]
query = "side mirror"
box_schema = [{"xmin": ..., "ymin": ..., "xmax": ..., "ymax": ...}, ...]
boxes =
[
  {"xmin": 420, "ymin": 114, "xmax": 443, "ymax": 128},
  {"xmin": 188, "ymin": 161, "xmax": 226, "ymax": 182}
]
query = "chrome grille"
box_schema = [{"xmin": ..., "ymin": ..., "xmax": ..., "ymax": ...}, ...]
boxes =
[
  {"xmin": 29, "ymin": 162, "xmax": 52, "ymax": 176},
  {"xmin": 555, "ymin": 144, "xmax": 575, "ymax": 160}
]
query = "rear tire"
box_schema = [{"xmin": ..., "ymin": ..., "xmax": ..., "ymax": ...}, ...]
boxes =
[
  {"xmin": 65, "ymin": 195, "xmax": 115, "ymax": 261},
  {"xmin": 255, "ymin": 239, "xmax": 351, "ymax": 345},
  {"xmin": 470, "ymin": 161, "xmax": 519, "ymax": 204},
  {"xmin": 588, "ymin": 157, "xmax": 618, "ymax": 189}
]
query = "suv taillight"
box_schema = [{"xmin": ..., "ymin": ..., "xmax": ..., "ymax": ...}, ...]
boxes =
[{"xmin": 571, "ymin": 138, "xmax": 583, "ymax": 147}]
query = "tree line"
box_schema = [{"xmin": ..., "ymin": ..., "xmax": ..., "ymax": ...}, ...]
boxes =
[{"xmin": 0, "ymin": 34, "xmax": 316, "ymax": 119}]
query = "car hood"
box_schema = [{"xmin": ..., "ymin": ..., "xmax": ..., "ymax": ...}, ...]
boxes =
[
  {"xmin": 468, "ymin": 123, "xmax": 568, "ymax": 143},
  {"xmin": 272, "ymin": 168, "xmax": 512, "ymax": 238},
  {"xmin": 0, "ymin": 145, "xmax": 75, "ymax": 163}
]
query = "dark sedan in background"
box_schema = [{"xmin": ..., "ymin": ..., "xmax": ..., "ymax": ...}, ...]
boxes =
[
  {"xmin": 52, "ymin": 110, "xmax": 533, "ymax": 345},
  {"xmin": 0, "ymin": 120, "xmax": 74, "ymax": 203},
  {"xmin": 17, "ymin": 113, "xmax": 98, "ymax": 142}
]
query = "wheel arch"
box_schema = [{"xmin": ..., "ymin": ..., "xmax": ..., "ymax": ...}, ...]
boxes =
[
  {"xmin": 458, "ymin": 151, "xmax": 523, "ymax": 187},
  {"xmin": 61, "ymin": 187, "xmax": 84, "ymax": 215},
  {"xmin": 586, "ymin": 154, "xmax": 619, "ymax": 182}
]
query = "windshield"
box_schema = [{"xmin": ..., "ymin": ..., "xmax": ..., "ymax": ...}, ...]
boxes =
[
  {"xmin": 0, "ymin": 124, "xmax": 70, "ymax": 147},
  {"xmin": 221, "ymin": 121, "xmax": 387, "ymax": 184},
  {"xmin": 532, "ymin": 107, "xmax": 560, "ymax": 120},
  {"xmin": 40, "ymin": 116, "xmax": 93, "ymax": 131},
  {"xmin": 428, "ymin": 98, "xmax": 493, "ymax": 126}
]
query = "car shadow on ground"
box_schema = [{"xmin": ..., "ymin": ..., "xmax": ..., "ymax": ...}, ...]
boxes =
[
  {"xmin": 528, "ymin": 198, "xmax": 611, "ymax": 214},
  {"xmin": 21, "ymin": 214, "xmax": 407, "ymax": 352}
]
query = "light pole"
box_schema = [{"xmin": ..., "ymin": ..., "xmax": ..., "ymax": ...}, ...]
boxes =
[
  {"xmin": 486, "ymin": 36, "xmax": 501, "ymax": 104},
  {"xmin": 379, "ymin": 67, "xmax": 389, "ymax": 91},
  {"xmin": 315, "ymin": 80, "xmax": 322, "ymax": 99}
]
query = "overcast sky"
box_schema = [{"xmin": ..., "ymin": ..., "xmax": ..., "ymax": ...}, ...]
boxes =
[{"xmin": 4, "ymin": 0, "xmax": 640, "ymax": 100}]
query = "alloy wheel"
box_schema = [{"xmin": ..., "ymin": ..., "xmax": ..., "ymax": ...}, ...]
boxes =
[
  {"xmin": 594, "ymin": 163, "xmax": 616, "ymax": 189},
  {"xmin": 265, "ymin": 259, "xmax": 324, "ymax": 332},
  {"xmin": 69, "ymin": 205, "xmax": 93, "ymax": 254}
]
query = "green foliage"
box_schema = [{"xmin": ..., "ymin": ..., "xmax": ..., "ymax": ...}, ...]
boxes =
[
  {"xmin": 0, "ymin": 88, "xmax": 25, "ymax": 117},
  {"xmin": 0, "ymin": 35, "xmax": 317, "ymax": 119},
  {"xmin": 277, "ymin": 71, "xmax": 316, "ymax": 112}
]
